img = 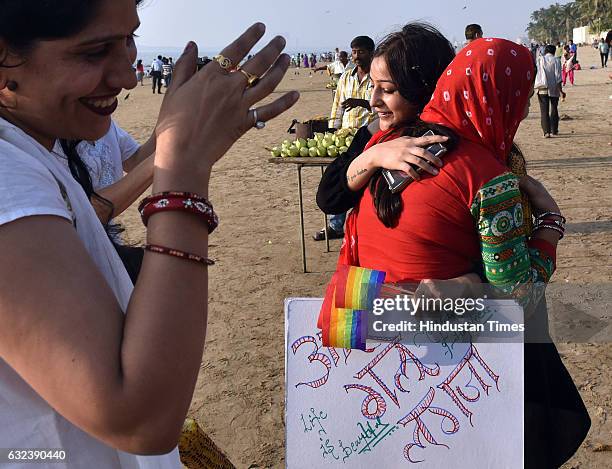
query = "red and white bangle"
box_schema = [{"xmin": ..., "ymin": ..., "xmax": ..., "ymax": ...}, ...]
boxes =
[
  {"xmin": 533, "ymin": 211, "xmax": 565, "ymax": 239},
  {"xmin": 145, "ymin": 244, "xmax": 215, "ymax": 266},
  {"xmin": 138, "ymin": 191, "xmax": 218, "ymax": 233}
]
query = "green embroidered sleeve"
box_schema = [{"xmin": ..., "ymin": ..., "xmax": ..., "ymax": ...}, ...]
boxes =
[{"xmin": 470, "ymin": 172, "xmax": 556, "ymax": 309}]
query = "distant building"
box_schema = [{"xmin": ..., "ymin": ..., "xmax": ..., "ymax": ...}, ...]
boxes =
[{"xmin": 573, "ymin": 25, "xmax": 609, "ymax": 45}]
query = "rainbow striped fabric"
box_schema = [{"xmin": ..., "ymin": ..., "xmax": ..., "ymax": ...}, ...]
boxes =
[
  {"xmin": 334, "ymin": 265, "xmax": 386, "ymax": 310},
  {"xmin": 319, "ymin": 266, "xmax": 386, "ymax": 350}
]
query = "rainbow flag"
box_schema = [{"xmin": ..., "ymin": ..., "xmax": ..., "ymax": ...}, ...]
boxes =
[
  {"xmin": 334, "ymin": 265, "xmax": 386, "ymax": 310},
  {"xmin": 318, "ymin": 266, "xmax": 386, "ymax": 350},
  {"xmin": 321, "ymin": 292, "xmax": 368, "ymax": 350}
]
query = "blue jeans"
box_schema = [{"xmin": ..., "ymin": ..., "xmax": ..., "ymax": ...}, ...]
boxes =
[{"xmin": 328, "ymin": 212, "xmax": 346, "ymax": 232}]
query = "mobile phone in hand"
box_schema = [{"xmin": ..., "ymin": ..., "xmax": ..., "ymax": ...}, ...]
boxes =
[{"xmin": 382, "ymin": 130, "xmax": 447, "ymax": 193}]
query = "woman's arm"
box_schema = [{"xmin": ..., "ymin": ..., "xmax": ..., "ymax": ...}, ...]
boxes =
[
  {"xmin": 345, "ymin": 133, "xmax": 448, "ymax": 191},
  {"xmin": 316, "ymin": 125, "xmax": 373, "ymax": 214},
  {"xmin": 123, "ymin": 132, "xmax": 156, "ymax": 173},
  {"xmin": 471, "ymin": 173, "xmax": 561, "ymax": 310},
  {"xmin": 93, "ymin": 154, "xmax": 154, "ymax": 222},
  {"xmin": 317, "ymin": 129, "xmax": 449, "ymax": 214},
  {"xmin": 0, "ymin": 26, "xmax": 298, "ymax": 455}
]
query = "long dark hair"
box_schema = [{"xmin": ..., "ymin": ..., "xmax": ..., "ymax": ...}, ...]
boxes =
[
  {"xmin": 59, "ymin": 139, "xmax": 116, "ymax": 224},
  {"xmin": 0, "ymin": 2, "xmax": 101, "ymax": 60},
  {"xmin": 369, "ymin": 123, "xmax": 458, "ymax": 228},
  {"xmin": 373, "ymin": 23, "xmax": 456, "ymax": 111},
  {"xmin": 368, "ymin": 23, "xmax": 457, "ymax": 227}
]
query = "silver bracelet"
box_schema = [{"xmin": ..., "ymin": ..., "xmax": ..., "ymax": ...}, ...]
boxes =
[
  {"xmin": 533, "ymin": 223, "xmax": 564, "ymax": 240},
  {"xmin": 535, "ymin": 211, "xmax": 566, "ymax": 224}
]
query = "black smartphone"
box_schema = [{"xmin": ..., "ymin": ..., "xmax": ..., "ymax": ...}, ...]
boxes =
[{"xmin": 382, "ymin": 130, "xmax": 447, "ymax": 193}]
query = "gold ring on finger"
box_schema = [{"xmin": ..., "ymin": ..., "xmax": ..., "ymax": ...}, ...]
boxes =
[
  {"xmin": 236, "ymin": 67, "xmax": 260, "ymax": 88},
  {"xmin": 213, "ymin": 54, "xmax": 234, "ymax": 71}
]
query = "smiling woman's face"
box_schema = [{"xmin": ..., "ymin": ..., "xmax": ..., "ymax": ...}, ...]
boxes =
[
  {"xmin": 369, "ymin": 56, "xmax": 420, "ymax": 132},
  {"xmin": 0, "ymin": 0, "xmax": 139, "ymax": 149}
]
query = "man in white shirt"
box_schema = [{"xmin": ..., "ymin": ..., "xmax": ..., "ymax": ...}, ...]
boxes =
[
  {"xmin": 314, "ymin": 50, "xmax": 350, "ymax": 80},
  {"xmin": 536, "ymin": 44, "xmax": 564, "ymax": 137},
  {"xmin": 150, "ymin": 55, "xmax": 163, "ymax": 94}
]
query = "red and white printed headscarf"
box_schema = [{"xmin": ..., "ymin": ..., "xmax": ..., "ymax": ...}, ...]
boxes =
[{"xmin": 420, "ymin": 38, "xmax": 534, "ymax": 163}]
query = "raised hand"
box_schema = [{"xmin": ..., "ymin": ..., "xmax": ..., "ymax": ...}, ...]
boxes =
[{"xmin": 154, "ymin": 23, "xmax": 299, "ymax": 183}]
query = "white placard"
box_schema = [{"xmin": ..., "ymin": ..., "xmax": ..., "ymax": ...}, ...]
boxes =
[{"xmin": 285, "ymin": 298, "xmax": 523, "ymax": 469}]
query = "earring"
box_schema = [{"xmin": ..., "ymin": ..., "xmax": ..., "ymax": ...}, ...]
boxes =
[{"xmin": 6, "ymin": 81, "xmax": 18, "ymax": 91}]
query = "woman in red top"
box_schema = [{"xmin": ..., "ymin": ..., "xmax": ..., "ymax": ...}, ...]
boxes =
[
  {"xmin": 321, "ymin": 34, "xmax": 590, "ymax": 467},
  {"xmin": 136, "ymin": 59, "xmax": 145, "ymax": 86}
]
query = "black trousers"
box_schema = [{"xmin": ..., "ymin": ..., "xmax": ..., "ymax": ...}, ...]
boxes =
[
  {"xmin": 538, "ymin": 94, "xmax": 559, "ymax": 135},
  {"xmin": 601, "ymin": 52, "xmax": 608, "ymax": 67},
  {"xmin": 151, "ymin": 71, "xmax": 162, "ymax": 93},
  {"xmin": 524, "ymin": 298, "xmax": 591, "ymax": 468}
]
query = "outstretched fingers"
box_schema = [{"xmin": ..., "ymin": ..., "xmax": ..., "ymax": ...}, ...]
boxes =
[
  {"xmin": 208, "ymin": 23, "xmax": 266, "ymax": 74},
  {"xmin": 243, "ymin": 53, "xmax": 291, "ymax": 104},
  {"xmin": 246, "ymin": 91, "xmax": 300, "ymax": 130},
  {"xmin": 236, "ymin": 35, "xmax": 287, "ymax": 83},
  {"xmin": 165, "ymin": 42, "xmax": 199, "ymax": 95}
]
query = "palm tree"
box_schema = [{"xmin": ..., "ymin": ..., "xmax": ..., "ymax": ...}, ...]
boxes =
[
  {"xmin": 528, "ymin": 3, "xmax": 577, "ymax": 43},
  {"xmin": 576, "ymin": 0, "xmax": 612, "ymax": 34}
]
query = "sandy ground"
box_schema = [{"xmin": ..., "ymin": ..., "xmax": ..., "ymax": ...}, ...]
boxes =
[{"xmin": 113, "ymin": 45, "xmax": 612, "ymax": 468}]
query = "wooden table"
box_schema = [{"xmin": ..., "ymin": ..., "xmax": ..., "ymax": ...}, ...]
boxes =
[{"xmin": 268, "ymin": 157, "xmax": 336, "ymax": 272}]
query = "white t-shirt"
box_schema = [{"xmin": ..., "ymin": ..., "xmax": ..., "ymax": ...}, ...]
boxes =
[
  {"xmin": 0, "ymin": 117, "xmax": 180, "ymax": 469},
  {"xmin": 55, "ymin": 121, "xmax": 139, "ymax": 191},
  {"xmin": 537, "ymin": 53, "xmax": 563, "ymax": 97},
  {"xmin": 328, "ymin": 60, "xmax": 350, "ymax": 76},
  {"xmin": 151, "ymin": 59, "xmax": 163, "ymax": 72}
]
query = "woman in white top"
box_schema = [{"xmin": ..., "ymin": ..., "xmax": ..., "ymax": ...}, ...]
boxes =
[{"xmin": 0, "ymin": 1, "xmax": 298, "ymax": 467}]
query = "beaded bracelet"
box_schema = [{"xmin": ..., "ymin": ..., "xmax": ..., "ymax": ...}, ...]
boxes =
[
  {"xmin": 538, "ymin": 218, "xmax": 565, "ymax": 230},
  {"xmin": 145, "ymin": 244, "xmax": 215, "ymax": 266},
  {"xmin": 535, "ymin": 211, "xmax": 566, "ymax": 224},
  {"xmin": 138, "ymin": 191, "xmax": 218, "ymax": 233},
  {"xmin": 533, "ymin": 224, "xmax": 565, "ymax": 240}
]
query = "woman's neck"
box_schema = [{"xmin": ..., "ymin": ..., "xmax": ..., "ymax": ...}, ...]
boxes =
[{"xmin": 0, "ymin": 112, "xmax": 55, "ymax": 150}]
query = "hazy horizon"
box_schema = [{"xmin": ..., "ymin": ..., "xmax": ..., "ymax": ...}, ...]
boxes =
[{"xmin": 135, "ymin": 0, "xmax": 573, "ymax": 52}]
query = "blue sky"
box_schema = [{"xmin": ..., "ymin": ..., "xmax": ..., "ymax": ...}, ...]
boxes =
[{"xmin": 135, "ymin": 0, "xmax": 572, "ymax": 51}]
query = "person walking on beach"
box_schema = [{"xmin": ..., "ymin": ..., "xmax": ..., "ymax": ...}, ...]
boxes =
[
  {"xmin": 568, "ymin": 39, "xmax": 577, "ymax": 61},
  {"xmin": 136, "ymin": 59, "xmax": 145, "ymax": 86},
  {"xmin": 464, "ymin": 23, "xmax": 483, "ymax": 44},
  {"xmin": 562, "ymin": 47, "xmax": 576, "ymax": 86},
  {"xmin": 309, "ymin": 53, "xmax": 317, "ymax": 68},
  {"xmin": 555, "ymin": 41, "xmax": 564, "ymax": 59},
  {"xmin": 599, "ymin": 38, "xmax": 609, "ymax": 68},
  {"xmin": 536, "ymin": 44, "xmax": 563, "ymax": 137},
  {"xmin": 162, "ymin": 57, "xmax": 173, "ymax": 87},
  {"xmin": 150, "ymin": 54, "xmax": 163, "ymax": 94},
  {"xmin": 314, "ymin": 36, "xmax": 375, "ymax": 241}
]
